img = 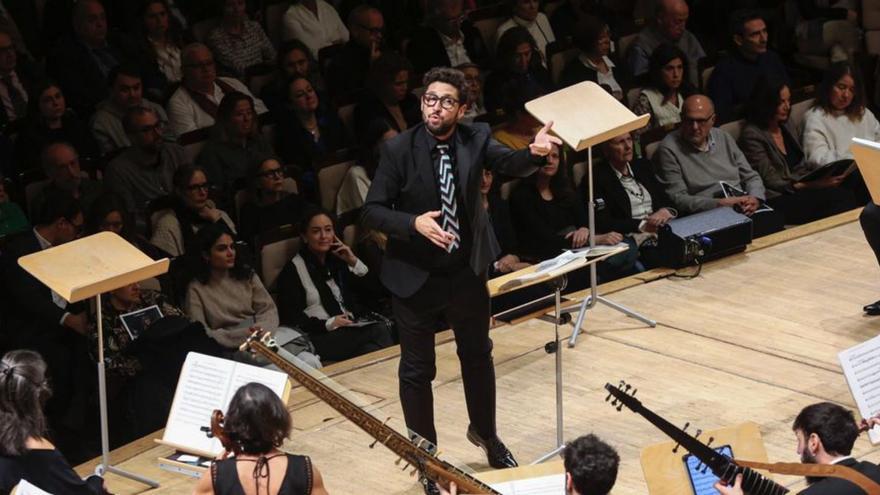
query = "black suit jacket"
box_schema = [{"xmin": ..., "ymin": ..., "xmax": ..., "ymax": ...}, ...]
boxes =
[
  {"xmin": 800, "ymin": 457, "xmax": 880, "ymax": 495},
  {"xmin": 0, "ymin": 58, "xmax": 40, "ymax": 128},
  {"xmin": 406, "ymin": 23, "xmax": 489, "ymax": 74},
  {"xmin": 362, "ymin": 122, "xmax": 540, "ymax": 298},
  {"xmin": 590, "ymin": 158, "xmax": 673, "ymax": 234}
]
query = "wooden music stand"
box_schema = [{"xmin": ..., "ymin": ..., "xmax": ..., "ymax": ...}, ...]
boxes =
[
  {"xmin": 851, "ymin": 137, "xmax": 880, "ymax": 204},
  {"xmin": 640, "ymin": 422, "xmax": 772, "ymax": 495},
  {"xmin": 488, "ymin": 246, "xmax": 628, "ymax": 464},
  {"xmin": 525, "ymin": 81, "xmax": 656, "ymax": 348},
  {"xmin": 18, "ymin": 232, "xmax": 169, "ymax": 488}
]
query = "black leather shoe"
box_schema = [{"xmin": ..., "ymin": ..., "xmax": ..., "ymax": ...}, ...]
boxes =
[
  {"xmin": 419, "ymin": 473, "xmax": 441, "ymax": 495},
  {"xmin": 865, "ymin": 300, "xmax": 880, "ymax": 315},
  {"xmin": 466, "ymin": 424, "xmax": 518, "ymax": 468}
]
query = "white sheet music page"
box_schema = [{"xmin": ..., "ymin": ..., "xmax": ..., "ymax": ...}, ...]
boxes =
[
  {"xmin": 839, "ymin": 334, "xmax": 880, "ymax": 444},
  {"xmin": 489, "ymin": 473, "xmax": 565, "ymax": 494}
]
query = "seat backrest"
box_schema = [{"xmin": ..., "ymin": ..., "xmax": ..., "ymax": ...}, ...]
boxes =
[
  {"xmin": 571, "ymin": 161, "xmax": 588, "ymax": 188},
  {"xmin": 337, "ymin": 104, "xmax": 357, "ymax": 143},
  {"xmin": 318, "ymin": 160, "xmax": 354, "ymax": 211},
  {"xmin": 248, "ymin": 72, "xmax": 276, "ymax": 98},
  {"xmin": 549, "ymin": 45, "xmax": 579, "ymax": 86},
  {"xmin": 719, "ymin": 119, "xmax": 745, "ymax": 142},
  {"xmin": 25, "ymin": 179, "xmax": 50, "ymax": 218},
  {"xmin": 500, "ymin": 178, "xmax": 520, "ymax": 201},
  {"xmin": 644, "ymin": 140, "xmax": 662, "ymax": 160},
  {"xmin": 263, "ymin": 2, "xmax": 289, "ymax": 46},
  {"xmin": 192, "ymin": 18, "xmax": 219, "ymax": 43},
  {"xmin": 626, "ymin": 87, "xmax": 642, "ymax": 109},
  {"xmin": 617, "ymin": 33, "xmax": 638, "ymax": 61},
  {"xmin": 469, "ymin": 3, "xmax": 506, "ymax": 52},
  {"xmin": 787, "ymin": 97, "xmax": 815, "ymax": 140},
  {"xmin": 701, "ymin": 66, "xmax": 714, "ymax": 92},
  {"xmin": 260, "ymin": 236, "xmax": 301, "ymax": 291}
]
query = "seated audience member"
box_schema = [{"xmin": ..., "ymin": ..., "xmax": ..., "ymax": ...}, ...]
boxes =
[
  {"xmin": 484, "ymin": 26, "xmax": 552, "ymax": 116},
  {"xmin": 655, "ymin": 95, "xmax": 768, "ymax": 216},
  {"xmin": 275, "ymin": 75, "xmax": 348, "ymax": 172},
  {"xmin": 46, "ymin": 0, "xmax": 131, "ymax": 117},
  {"xmin": 510, "ymin": 143, "xmax": 623, "ymax": 261},
  {"xmin": 166, "ymin": 43, "xmax": 267, "ymax": 135},
  {"xmin": 707, "ymin": 11, "xmax": 789, "ymax": 124},
  {"xmin": 196, "ymin": 92, "xmax": 274, "ymax": 196},
  {"xmin": 325, "ymin": 5, "xmax": 384, "ymax": 101},
  {"xmin": 716, "ymin": 402, "xmax": 880, "ymax": 495},
  {"xmin": 594, "ymin": 132, "xmax": 676, "ymax": 269},
  {"xmin": 0, "ymin": 29, "xmax": 38, "ymax": 128},
  {"xmin": 32, "ymin": 142, "xmax": 103, "ymax": 217},
  {"xmin": 354, "ymin": 53, "xmax": 419, "ymax": 142},
  {"xmin": 457, "ymin": 63, "xmax": 486, "ymax": 121},
  {"xmin": 481, "ymin": 168, "xmax": 529, "ymax": 275},
  {"xmin": 803, "ymin": 63, "xmax": 880, "ymax": 171},
  {"xmin": 192, "ymin": 382, "xmax": 329, "ymax": 495},
  {"xmin": 105, "ymin": 106, "xmax": 186, "ymax": 219},
  {"xmin": 631, "ymin": 43, "xmax": 694, "ymax": 133},
  {"xmin": 861, "ymin": 202, "xmax": 880, "ymax": 315},
  {"xmin": 0, "ymin": 350, "xmax": 107, "ymax": 495},
  {"xmin": 791, "ymin": 0, "xmax": 861, "ymax": 64},
  {"xmin": 239, "ymin": 156, "xmax": 308, "ymax": 245},
  {"xmin": 134, "ymin": 0, "xmax": 186, "ymax": 86},
  {"xmin": 85, "ymin": 193, "xmax": 169, "ymax": 259},
  {"xmin": 281, "ymin": 0, "xmax": 349, "ymax": 58},
  {"xmin": 86, "ymin": 280, "xmax": 220, "ymax": 440},
  {"xmin": 151, "ymin": 164, "xmax": 236, "ymax": 257},
  {"xmin": 495, "ymin": 0, "xmax": 556, "ymax": 62},
  {"xmin": 0, "ymin": 194, "xmax": 91, "ymax": 460},
  {"xmin": 186, "ymin": 223, "xmax": 320, "ymax": 367},
  {"xmin": 206, "ymin": 0, "xmax": 275, "ymax": 78},
  {"xmin": 492, "ymin": 80, "xmax": 544, "ymax": 150},
  {"xmin": 549, "ymin": 0, "xmax": 614, "ymax": 43},
  {"xmin": 90, "ymin": 64, "xmax": 171, "ymax": 156},
  {"xmin": 14, "ymin": 81, "xmax": 98, "ymax": 173},
  {"xmin": 277, "ymin": 208, "xmax": 394, "ymax": 362},
  {"xmin": 406, "ymin": 0, "xmax": 489, "ymax": 74},
  {"xmin": 559, "ymin": 16, "xmax": 624, "ymax": 98},
  {"xmin": 0, "ymin": 176, "xmax": 28, "ymax": 236},
  {"xmin": 740, "ymin": 80, "xmax": 856, "ymax": 224},
  {"xmin": 626, "ymin": 0, "xmax": 705, "ymax": 87},
  {"xmin": 261, "ymin": 39, "xmax": 324, "ymax": 113}
]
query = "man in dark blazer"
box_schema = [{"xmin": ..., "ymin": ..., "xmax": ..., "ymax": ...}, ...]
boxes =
[
  {"xmin": 0, "ymin": 29, "xmax": 39, "ymax": 130},
  {"xmin": 362, "ymin": 66, "xmax": 560, "ymax": 494},
  {"xmin": 406, "ymin": 0, "xmax": 489, "ymax": 75}
]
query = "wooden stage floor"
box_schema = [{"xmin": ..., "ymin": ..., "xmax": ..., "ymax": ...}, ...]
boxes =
[{"xmin": 77, "ymin": 209, "xmax": 880, "ymax": 494}]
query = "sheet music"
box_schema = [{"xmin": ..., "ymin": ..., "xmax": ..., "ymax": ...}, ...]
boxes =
[
  {"xmin": 839, "ymin": 335, "xmax": 880, "ymax": 444},
  {"xmin": 489, "ymin": 474, "xmax": 565, "ymax": 495}
]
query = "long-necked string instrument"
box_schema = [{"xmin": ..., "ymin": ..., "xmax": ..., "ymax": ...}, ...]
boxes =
[
  {"xmin": 240, "ymin": 328, "xmax": 502, "ymax": 495},
  {"xmin": 605, "ymin": 381, "xmax": 880, "ymax": 495}
]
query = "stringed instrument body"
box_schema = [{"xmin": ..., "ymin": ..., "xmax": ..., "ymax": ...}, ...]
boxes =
[{"xmin": 240, "ymin": 328, "xmax": 501, "ymax": 495}]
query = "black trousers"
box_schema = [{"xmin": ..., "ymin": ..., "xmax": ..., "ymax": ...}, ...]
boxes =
[
  {"xmin": 767, "ymin": 187, "xmax": 856, "ymax": 225},
  {"xmin": 392, "ymin": 266, "xmax": 494, "ymax": 445},
  {"xmin": 311, "ymin": 322, "xmax": 394, "ymax": 362},
  {"xmin": 861, "ymin": 202, "xmax": 880, "ymax": 267}
]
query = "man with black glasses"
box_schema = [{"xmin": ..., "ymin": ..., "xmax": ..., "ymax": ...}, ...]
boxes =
[{"xmin": 363, "ymin": 66, "xmax": 560, "ymax": 495}]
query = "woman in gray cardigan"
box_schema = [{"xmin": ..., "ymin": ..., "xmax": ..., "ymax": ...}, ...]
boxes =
[{"xmin": 738, "ymin": 79, "xmax": 855, "ymax": 224}]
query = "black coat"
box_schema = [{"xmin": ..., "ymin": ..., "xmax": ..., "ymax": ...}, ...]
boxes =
[
  {"xmin": 362, "ymin": 122, "xmax": 540, "ymax": 297},
  {"xmin": 406, "ymin": 22, "xmax": 489, "ymax": 74},
  {"xmin": 799, "ymin": 457, "xmax": 880, "ymax": 495},
  {"xmin": 590, "ymin": 158, "xmax": 673, "ymax": 234}
]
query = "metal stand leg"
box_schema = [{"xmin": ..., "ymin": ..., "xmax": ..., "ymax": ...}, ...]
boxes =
[{"xmin": 532, "ymin": 276, "xmax": 567, "ymax": 464}]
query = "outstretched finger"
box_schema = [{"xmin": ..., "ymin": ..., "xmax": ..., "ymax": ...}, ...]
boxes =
[
  {"xmin": 547, "ymin": 134, "xmax": 564, "ymax": 145},
  {"xmin": 538, "ymin": 120, "xmax": 554, "ymax": 135}
]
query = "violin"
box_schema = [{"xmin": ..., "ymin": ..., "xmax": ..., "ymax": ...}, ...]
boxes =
[{"xmin": 209, "ymin": 409, "xmax": 241, "ymax": 457}]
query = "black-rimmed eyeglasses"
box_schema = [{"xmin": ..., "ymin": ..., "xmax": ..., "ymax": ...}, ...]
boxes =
[{"xmin": 422, "ymin": 93, "xmax": 459, "ymax": 111}]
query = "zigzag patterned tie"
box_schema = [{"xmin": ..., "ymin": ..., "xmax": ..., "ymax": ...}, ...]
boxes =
[{"xmin": 436, "ymin": 144, "xmax": 460, "ymax": 252}]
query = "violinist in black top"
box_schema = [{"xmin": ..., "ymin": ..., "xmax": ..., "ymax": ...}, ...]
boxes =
[{"xmin": 194, "ymin": 382, "xmax": 329, "ymax": 495}]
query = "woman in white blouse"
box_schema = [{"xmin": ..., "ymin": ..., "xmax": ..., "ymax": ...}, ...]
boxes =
[
  {"xmin": 802, "ymin": 62, "xmax": 880, "ymax": 170},
  {"xmin": 137, "ymin": 0, "xmax": 185, "ymax": 84},
  {"xmin": 281, "ymin": 0, "xmax": 349, "ymax": 58}
]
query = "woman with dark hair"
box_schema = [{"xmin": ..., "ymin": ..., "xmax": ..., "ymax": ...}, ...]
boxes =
[
  {"xmin": 197, "ymin": 91, "xmax": 275, "ymax": 195},
  {"xmin": 559, "ymin": 15, "xmax": 625, "ymax": 99},
  {"xmin": 261, "ymin": 39, "xmax": 325, "ymax": 114},
  {"xmin": 803, "ymin": 62, "xmax": 880, "ymax": 170},
  {"xmin": 239, "ymin": 156, "xmax": 308, "ymax": 245},
  {"xmin": 0, "ymin": 350, "xmax": 107, "ymax": 494},
  {"xmin": 510, "ymin": 143, "xmax": 623, "ymax": 261},
  {"xmin": 186, "ymin": 223, "xmax": 321, "ymax": 366},
  {"xmin": 134, "ymin": 0, "xmax": 188, "ymax": 86},
  {"xmin": 14, "ymin": 81, "xmax": 98, "ymax": 173},
  {"xmin": 151, "ymin": 164, "xmax": 237, "ymax": 257},
  {"xmin": 739, "ymin": 79, "xmax": 856, "ymax": 224},
  {"xmin": 353, "ymin": 52, "xmax": 419, "ymax": 142},
  {"xmin": 495, "ymin": 0, "xmax": 556, "ymax": 60},
  {"xmin": 631, "ymin": 43, "xmax": 694, "ymax": 132},
  {"xmin": 206, "ymin": 0, "xmax": 276, "ymax": 78},
  {"xmin": 276, "ymin": 207, "xmax": 394, "ymax": 362},
  {"xmin": 193, "ymin": 382, "xmax": 329, "ymax": 495},
  {"xmin": 87, "ymin": 193, "xmax": 170, "ymax": 259},
  {"xmin": 483, "ymin": 26, "xmax": 551, "ymax": 115},
  {"xmin": 275, "ymin": 75, "xmax": 348, "ymax": 171}
]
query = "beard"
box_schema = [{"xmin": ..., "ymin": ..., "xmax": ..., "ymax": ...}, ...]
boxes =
[
  {"xmin": 424, "ymin": 111, "xmax": 455, "ymax": 137},
  {"xmin": 801, "ymin": 449, "xmax": 821, "ymax": 485}
]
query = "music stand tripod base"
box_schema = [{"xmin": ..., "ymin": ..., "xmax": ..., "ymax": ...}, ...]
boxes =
[{"xmin": 531, "ymin": 274, "xmax": 567, "ymax": 465}]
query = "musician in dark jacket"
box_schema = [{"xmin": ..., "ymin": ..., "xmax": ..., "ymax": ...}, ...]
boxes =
[{"xmin": 362, "ymin": 67, "xmax": 560, "ymax": 493}]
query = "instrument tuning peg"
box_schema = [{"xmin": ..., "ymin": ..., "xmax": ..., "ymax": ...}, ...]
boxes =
[
  {"xmin": 410, "ymin": 468, "xmax": 418, "ymax": 477},
  {"xmin": 618, "ymin": 380, "xmax": 626, "ymax": 389},
  {"xmin": 682, "ymin": 422, "xmax": 690, "ymax": 432},
  {"xmin": 631, "ymin": 388, "xmax": 637, "ymax": 397},
  {"xmin": 401, "ymin": 463, "xmax": 411, "ymax": 471},
  {"xmin": 370, "ymin": 417, "xmax": 393, "ymax": 448},
  {"xmin": 672, "ymin": 442, "xmax": 681, "ymax": 453},
  {"xmin": 394, "ymin": 458, "xmax": 403, "ymax": 465},
  {"xmin": 695, "ymin": 429, "xmax": 702, "ymax": 439},
  {"xmin": 700, "ymin": 465, "xmax": 710, "ymax": 474},
  {"xmin": 616, "ymin": 402, "xmax": 624, "ymax": 412},
  {"xmin": 706, "ymin": 436, "xmax": 715, "ymax": 447},
  {"xmin": 200, "ymin": 426, "xmax": 213, "ymax": 438},
  {"xmin": 605, "ymin": 391, "xmax": 612, "ymax": 402}
]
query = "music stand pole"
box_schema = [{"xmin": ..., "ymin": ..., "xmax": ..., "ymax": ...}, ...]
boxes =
[
  {"xmin": 567, "ymin": 145, "xmax": 656, "ymax": 348},
  {"xmin": 532, "ymin": 274, "xmax": 567, "ymax": 464}
]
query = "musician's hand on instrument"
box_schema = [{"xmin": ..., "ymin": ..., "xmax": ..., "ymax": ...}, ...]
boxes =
[
  {"xmin": 438, "ymin": 481, "xmax": 457, "ymax": 495},
  {"xmin": 328, "ymin": 314, "xmax": 354, "ymax": 330},
  {"xmin": 859, "ymin": 414, "xmax": 880, "ymax": 432},
  {"xmin": 529, "ymin": 120, "xmax": 563, "ymax": 157},
  {"xmin": 414, "ymin": 210, "xmax": 455, "ymax": 248},
  {"xmin": 714, "ymin": 473, "xmax": 744, "ymax": 495}
]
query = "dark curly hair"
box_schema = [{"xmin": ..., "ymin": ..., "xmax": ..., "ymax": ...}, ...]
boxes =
[
  {"xmin": 422, "ymin": 66, "xmax": 469, "ymax": 107},
  {"xmin": 223, "ymin": 382, "xmax": 291, "ymax": 455},
  {"xmin": 793, "ymin": 402, "xmax": 859, "ymax": 456},
  {"xmin": 0, "ymin": 350, "xmax": 52, "ymax": 456},
  {"xmin": 563, "ymin": 434, "xmax": 619, "ymax": 495}
]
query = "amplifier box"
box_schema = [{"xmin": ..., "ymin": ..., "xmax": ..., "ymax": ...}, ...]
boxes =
[{"xmin": 658, "ymin": 207, "xmax": 753, "ymax": 267}]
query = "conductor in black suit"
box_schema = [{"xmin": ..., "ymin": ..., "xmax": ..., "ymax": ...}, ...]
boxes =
[{"xmin": 362, "ymin": 67, "xmax": 560, "ymax": 486}]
